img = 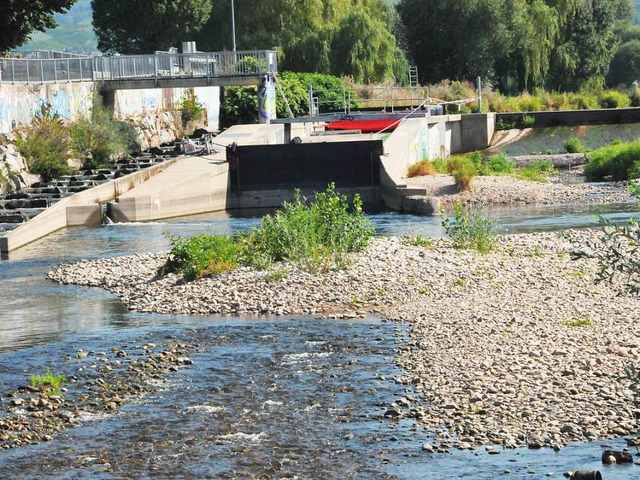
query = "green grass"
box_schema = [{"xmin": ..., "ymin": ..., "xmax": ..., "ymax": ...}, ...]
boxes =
[
  {"xmin": 159, "ymin": 184, "xmax": 374, "ymax": 280},
  {"xmin": 585, "ymin": 140, "xmax": 640, "ymax": 181},
  {"xmin": 562, "ymin": 318, "xmax": 593, "ymax": 327},
  {"xmin": 515, "ymin": 160, "xmax": 555, "ymax": 182},
  {"xmin": 440, "ymin": 202, "xmax": 499, "ymax": 253},
  {"xmin": 31, "ymin": 368, "xmax": 66, "ymax": 396},
  {"xmin": 564, "ymin": 137, "xmax": 584, "ymax": 154},
  {"xmin": 159, "ymin": 234, "xmax": 242, "ymax": 281},
  {"xmin": 402, "ymin": 235, "xmax": 433, "ymax": 248}
]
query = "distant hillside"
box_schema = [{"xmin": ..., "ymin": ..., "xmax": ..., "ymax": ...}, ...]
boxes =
[{"xmin": 21, "ymin": 0, "xmax": 97, "ymax": 53}]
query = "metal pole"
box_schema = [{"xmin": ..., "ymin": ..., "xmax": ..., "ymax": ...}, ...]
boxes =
[
  {"xmin": 477, "ymin": 76, "xmax": 482, "ymax": 113},
  {"xmin": 231, "ymin": 0, "xmax": 237, "ymax": 52}
]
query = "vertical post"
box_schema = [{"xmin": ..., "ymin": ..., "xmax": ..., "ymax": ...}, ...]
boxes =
[
  {"xmin": 308, "ymin": 85, "xmax": 314, "ymax": 117},
  {"xmin": 11, "ymin": 59, "xmax": 15, "ymax": 83},
  {"xmin": 477, "ymin": 76, "xmax": 482, "ymax": 113},
  {"xmin": 231, "ymin": 0, "xmax": 237, "ymax": 52},
  {"xmin": 40, "ymin": 59, "xmax": 44, "ymax": 83},
  {"xmin": 67, "ymin": 59, "xmax": 70, "ymax": 82},
  {"xmin": 79, "ymin": 58, "xmax": 82, "ymax": 80},
  {"xmin": 54, "ymin": 59, "xmax": 58, "ymax": 82}
]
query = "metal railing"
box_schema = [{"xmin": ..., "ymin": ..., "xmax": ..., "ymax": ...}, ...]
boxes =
[
  {"xmin": 93, "ymin": 50, "xmax": 277, "ymax": 82},
  {"xmin": 1, "ymin": 49, "xmax": 277, "ymax": 85},
  {"xmin": 308, "ymin": 85, "xmax": 432, "ymax": 116},
  {"xmin": 9, "ymin": 50, "xmax": 91, "ymax": 59},
  {"xmin": 0, "ymin": 56, "xmax": 94, "ymax": 83}
]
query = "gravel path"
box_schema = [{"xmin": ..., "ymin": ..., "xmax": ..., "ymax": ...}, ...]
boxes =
[
  {"xmin": 48, "ymin": 229, "xmax": 640, "ymax": 450},
  {"xmin": 406, "ymin": 173, "xmax": 636, "ymax": 208}
]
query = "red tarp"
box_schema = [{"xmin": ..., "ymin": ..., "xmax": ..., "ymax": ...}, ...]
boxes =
[{"xmin": 325, "ymin": 118, "xmax": 402, "ymax": 133}]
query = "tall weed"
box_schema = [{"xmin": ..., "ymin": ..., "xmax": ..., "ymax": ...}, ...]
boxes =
[{"xmin": 440, "ymin": 202, "xmax": 498, "ymax": 253}]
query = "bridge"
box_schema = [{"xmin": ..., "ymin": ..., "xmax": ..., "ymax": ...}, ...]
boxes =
[{"xmin": 0, "ymin": 49, "xmax": 277, "ymax": 89}]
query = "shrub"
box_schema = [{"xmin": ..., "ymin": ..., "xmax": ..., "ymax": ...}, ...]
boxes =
[
  {"xmin": 440, "ymin": 202, "xmax": 498, "ymax": 253},
  {"xmin": 15, "ymin": 104, "xmax": 71, "ymax": 183},
  {"xmin": 159, "ymin": 234, "xmax": 242, "ymax": 281},
  {"xmin": 241, "ymin": 183, "xmax": 374, "ymax": 271},
  {"xmin": 180, "ymin": 92, "xmax": 205, "ymax": 124},
  {"xmin": 599, "ymin": 90, "xmax": 631, "ymax": 109},
  {"xmin": 70, "ymin": 98, "xmax": 136, "ymax": 170},
  {"xmin": 485, "ymin": 152, "xmax": 514, "ymax": 174},
  {"xmin": 450, "ymin": 156, "xmax": 478, "ymax": 191},
  {"xmin": 521, "ymin": 114, "xmax": 536, "ymax": 128},
  {"xmin": 571, "ymin": 182, "xmax": 640, "ymax": 294},
  {"xmin": 31, "ymin": 368, "xmax": 66, "ymax": 397},
  {"xmin": 515, "ymin": 160, "xmax": 555, "ymax": 182},
  {"xmin": 585, "ymin": 141, "xmax": 640, "ymax": 181},
  {"xmin": 564, "ymin": 137, "xmax": 584, "ymax": 154},
  {"xmin": 407, "ymin": 159, "xmax": 436, "ymax": 177}
]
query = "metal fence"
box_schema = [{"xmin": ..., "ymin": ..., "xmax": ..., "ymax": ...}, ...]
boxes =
[
  {"xmin": 1, "ymin": 50, "xmax": 277, "ymax": 85},
  {"xmin": 93, "ymin": 50, "xmax": 277, "ymax": 82},
  {"xmin": 9, "ymin": 50, "xmax": 91, "ymax": 60},
  {"xmin": 0, "ymin": 56, "xmax": 94, "ymax": 83}
]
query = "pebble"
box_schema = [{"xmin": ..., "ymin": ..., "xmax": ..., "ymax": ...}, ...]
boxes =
[{"xmin": 47, "ymin": 229, "xmax": 640, "ymax": 451}]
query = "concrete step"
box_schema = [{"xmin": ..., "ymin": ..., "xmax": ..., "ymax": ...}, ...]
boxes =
[{"xmin": 397, "ymin": 186, "xmax": 429, "ymax": 197}]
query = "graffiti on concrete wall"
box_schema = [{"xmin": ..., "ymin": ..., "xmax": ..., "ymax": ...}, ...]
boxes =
[{"xmin": 0, "ymin": 83, "xmax": 93, "ymax": 134}]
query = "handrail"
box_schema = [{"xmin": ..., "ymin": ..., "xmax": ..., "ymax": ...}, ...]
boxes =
[{"xmin": 0, "ymin": 49, "xmax": 278, "ymax": 85}]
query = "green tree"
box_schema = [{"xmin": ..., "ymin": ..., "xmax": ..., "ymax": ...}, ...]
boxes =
[
  {"xmin": 548, "ymin": 0, "xmax": 627, "ymax": 90},
  {"xmin": 197, "ymin": 0, "xmax": 407, "ymax": 83},
  {"xmin": 396, "ymin": 0, "xmax": 512, "ymax": 85},
  {"xmin": 608, "ymin": 39, "xmax": 640, "ymax": 86},
  {"xmin": 0, "ymin": 0, "xmax": 77, "ymax": 52},
  {"xmin": 91, "ymin": 0, "xmax": 212, "ymax": 53}
]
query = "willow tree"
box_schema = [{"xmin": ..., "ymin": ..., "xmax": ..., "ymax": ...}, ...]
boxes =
[
  {"xmin": 92, "ymin": 0, "xmax": 212, "ymax": 53},
  {"xmin": 196, "ymin": 0, "xmax": 408, "ymax": 83}
]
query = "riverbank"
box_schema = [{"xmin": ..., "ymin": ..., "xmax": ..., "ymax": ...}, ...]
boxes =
[
  {"xmin": 406, "ymin": 172, "xmax": 636, "ymax": 208},
  {"xmin": 48, "ymin": 229, "xmax": 640, "ymax": 450}
]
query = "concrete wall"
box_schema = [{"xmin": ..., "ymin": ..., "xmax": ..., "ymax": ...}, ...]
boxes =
[
  {"xmin": 112, "ymin": 86, "xmax": 220, "ymax": 129},
  {"xmin": 0, "ymin": 158, "xmax": 179, "ymax": 253},
  {"xmin": 0, "ymin": 82, "xmax": 221, "ymax": 135},
  {"xmin": 0, "ymin": 82, "xmax": 94, "ymax": 133},
  {"xmin": 379, "ymin": 113, "xmax": 495, "ymax": 210},
  {"xmin": 496, "ymin": 108, "xmax": 640, "ymax": 128}
]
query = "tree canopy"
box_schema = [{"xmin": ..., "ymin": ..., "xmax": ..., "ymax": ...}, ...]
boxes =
[
  {"xmin": 91, "ymin": 0, "xmax": 212, "ymax": 54},
  {"xmin": 0, "ymin": 0, "xmax": 77, "ymax": 52},
  {"xmin": 397, "ymin": 0, "xmax": 635, "ymax": 91},
  {"xmin": 91, "ymin": 0, "xmax": 408, "ymax": 83}
]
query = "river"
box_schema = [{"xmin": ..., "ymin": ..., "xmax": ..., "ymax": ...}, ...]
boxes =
[{"xmin": 1, "ymin": 204, "xmax": 639, "ymax": 479}]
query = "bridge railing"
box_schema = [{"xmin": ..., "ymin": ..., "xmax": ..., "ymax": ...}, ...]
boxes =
[
  {"xmin": 1, "ymin": 49, "xmax": 277, "ymax": 85},
  {"xmin": 0, "ymin": 56, "xmax": 95, "ymax": 84},
  {"xmin": 92, "ymin": 50, "xmax": 278, "ymax": 82}
]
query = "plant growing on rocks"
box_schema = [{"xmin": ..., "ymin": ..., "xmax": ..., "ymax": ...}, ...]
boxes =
[
  {"xmin": 515, "ymin": 159, "xmax": 555, "ymax": 182},
  {"xmin": 70, "ymin": 97, "xmax": 137, "ymax": 170},
  {"xmin": 585, "ymin": 140, "xmax": 640, "ymax": 181},
  {"xmin": 159, "ymin": 234, "xmax": 242, "ymax": 281},
  {"xmin": 572, "ymin": 182, "xmax": 640, "ymax": 294},
  {"xmin": 564, "ymin": 137, "xmax": 584, "ymax": 154},
  {"xmin": 440, "ymin": 202, "xmax": 498, "ymax": 253},
  {"xmin": 15, "ymin": 103, "xmax": 71, "ymax": 183},
  {"xmin": 179, "ymin": 92, "xmax": 205, "ymax": 124},
  {"xmin": 240, "ymin": 183, "xmax": 374, "ymax": 271},
  {"xmin": 31, "ymin": 368, "xmax": 66, "ymax": 397}
]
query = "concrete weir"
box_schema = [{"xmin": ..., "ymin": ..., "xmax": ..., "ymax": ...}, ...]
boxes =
[{"xmin": 0, "ymin": 113, "xmax": 495, "ymax": 253}]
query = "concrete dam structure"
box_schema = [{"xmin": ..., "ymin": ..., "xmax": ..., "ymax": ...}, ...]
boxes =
[{"xmin": 0, "ymin": 112, "xmax": 496, "ymax": 253}]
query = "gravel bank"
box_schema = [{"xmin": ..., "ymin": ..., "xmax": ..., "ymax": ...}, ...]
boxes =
[
  {"xmin": 48, "ymin": 230, "xmax": 640, "ymax": 450},
  {"xmin": 406, "ymin": 174, "xmax": 636, "ymax": 208}
]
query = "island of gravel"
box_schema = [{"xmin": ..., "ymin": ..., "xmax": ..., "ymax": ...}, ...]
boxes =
[{"xmin": 49, "ymin": 226, "xmax": 640, "ymax": 451}]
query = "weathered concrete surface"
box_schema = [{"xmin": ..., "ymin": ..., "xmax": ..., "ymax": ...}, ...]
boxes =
[
  {"xmin": 379, "ymin": 114, "xmax": 495, "ymax": 211},
  {"xmin": 107, "ymin": 124, "xmax": 286, "ymax": 222},
  {"xmin": 0, "ymin": 159, "xmax": 178, "ymax": 253},
  {"xmin": 108, "ymin": 157, "xmax": 229, "ymax": 222}
]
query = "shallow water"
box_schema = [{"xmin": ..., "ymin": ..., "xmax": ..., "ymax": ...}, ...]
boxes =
[{"xmin": 1, "ymin": 207, "xmax": 640, "ymax": 478}]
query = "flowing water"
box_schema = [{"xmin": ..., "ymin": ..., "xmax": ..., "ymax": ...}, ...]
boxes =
[{"xmin": 1, "ymin": 204, "xmax": 640, "ymax": 479}]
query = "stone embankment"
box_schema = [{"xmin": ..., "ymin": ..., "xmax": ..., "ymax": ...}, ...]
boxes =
[{"xmin": 49, "ymin": 229, "xmax": 640, "ymax": 451}]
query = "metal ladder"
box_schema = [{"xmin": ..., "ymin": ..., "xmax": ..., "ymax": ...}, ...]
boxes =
[{"xmin": 409, "ymin": 66, "xmax": 419, "ymax": 107}]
